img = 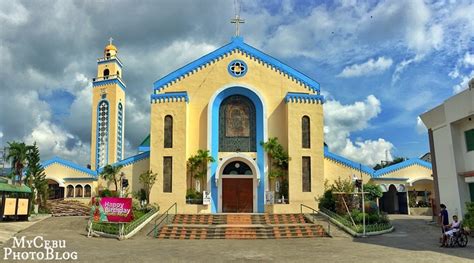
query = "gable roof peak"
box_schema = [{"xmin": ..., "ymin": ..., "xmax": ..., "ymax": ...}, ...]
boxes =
[{"xmin": 152, "ymin": 36, "xmax": 320, "ymax": 97}]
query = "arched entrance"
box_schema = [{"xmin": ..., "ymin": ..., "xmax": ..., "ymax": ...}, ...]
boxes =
[
  {"xmin": 380, "ymin": 184, "xmax": 408, "ymax": 214},
  {"xmin": 221, "ymin": 161, "xmax": 253, "ymax": 212},
  {"xmin": 216, "ymin": 155, "xmax": 260, "ymax": 213},
  {"xmin": 47, "ymin": 179, "xmax": 64, "ymax": 199}
]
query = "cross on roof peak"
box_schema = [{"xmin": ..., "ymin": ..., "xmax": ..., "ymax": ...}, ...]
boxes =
[
  {"xmin": 108, "ymin": 37, "xmax": 113, "ymax": 45},
  {"xmin": 231, "ymin": 0, "xmax": 244, "ymax": 36},
  {"xmin": 230, "ymin": 15, "xmax": 245, "ymax": 37}
]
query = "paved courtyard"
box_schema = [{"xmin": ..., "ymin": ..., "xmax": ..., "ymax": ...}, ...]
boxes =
[{"xmin": 1, "ymin": 215, "xmax": 473, "ymax": 262}]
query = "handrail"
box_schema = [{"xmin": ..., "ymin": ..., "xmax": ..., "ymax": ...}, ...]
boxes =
[
  {"xmin": 300, "ymin": 204, "xmax": 330, "ymax": 236},
  {"xmin": 147, "ymin": 202, "xmax": 177, "ymax": 237}
]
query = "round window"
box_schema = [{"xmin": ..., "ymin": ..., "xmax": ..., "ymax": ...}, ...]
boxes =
[{"xmin": 228, "ymin": 60, "xmax": 247, "ymax": 77}]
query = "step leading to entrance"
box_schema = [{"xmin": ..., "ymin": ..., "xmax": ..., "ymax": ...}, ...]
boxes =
[{"xmin": 155, "ymin": 214, "xmax": 329, "ymax": 240}]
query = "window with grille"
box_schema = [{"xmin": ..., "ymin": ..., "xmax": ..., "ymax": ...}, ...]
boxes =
[
  {"xmin": 302, "ymin": 116, "xmax": 310, "ymax": 148},
  {"xmin": 163, "ymin": 157, "xmax": 172, "ymax": 193},
  {"xmin": 302, "ymin": 157, "xmax": 311, "ymax": 192},
  {"xmin": 117, "ymin": 103, "xmax": 123, "ymax": 161},
  {"xmin": 97, "ymin": 100, "xmax": 109, "ymax": 168},
  {"xmin": 164, "ymin": 115, "xmax": 173, "ymax": 148}
]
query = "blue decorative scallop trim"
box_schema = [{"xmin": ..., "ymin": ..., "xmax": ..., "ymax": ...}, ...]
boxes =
[
  {"xmin": 97, "ymin": 151, "xmax": 150, "ymax": 173},
  {"xmin": 151, "ymin": 92, "xmax": 189, "ymax": 103},
  {"xmin": 324, "ymin": 148, "xmax": 374, "ymax": 175},
  {"xmin": 43, "ymin": 152, "xmax": 151, "ymax": 177},
  {"xmin": 324, "ymin": 148, "xmax": 432, "ymax": 178},
  {"xmin": 93, "ymin": 78, "xmax": 126, "ymax": 92},
  {"xmin": 42, "ymin": 157, "xmax": 98, "ymax": 177},
  {"xmin": 373, "ymin": 158, "xmax": 432, "ymax": 178},
  {"xmin": 152, "ymin": 36, "xmax": 320, "ymax": 94},
  {"xmin": 285, "ymin": 92, "xmax": 325, "ymax": 104}
]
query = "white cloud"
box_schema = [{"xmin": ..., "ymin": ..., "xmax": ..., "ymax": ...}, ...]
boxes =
[
  {"xmin": 340, "ymin": 138, "xmax": 393, "ymax": 166},
  {"xmin": 338, "ymin": 57, "xmax": 393, "ymax": 78},
  {"xmin": 400, "ymin": 1, "xmax": 443, "ymax": 53},
  {"xmin": 416, "ymin": 117, "xmax": 427, "ymax": 134},
  {"xmin": 324, "ymin": 95, "xmax": 393, "ymax": 166},
  {"xmin": 0, "ymin": 1, "xmax": 29, "ymax": 26},
  {"xmin": 24, "ymin": 121, "xmax": 90, "ymax": 165},
  {"xmin": 392, "ymin": 55, "xmax": 424, "ymax": 84},
  {"xmin": 463, "ymin": 52, "xmax": 474, "ymax": 66},
  {"xmin": 453, "ymin": 71, "xmax": 474, "ymax": 94}
]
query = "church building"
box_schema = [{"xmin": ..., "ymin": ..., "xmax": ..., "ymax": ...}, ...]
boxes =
[{"xmin": 42, "ymin": 36, "xmax": 434, "ymax": 215}]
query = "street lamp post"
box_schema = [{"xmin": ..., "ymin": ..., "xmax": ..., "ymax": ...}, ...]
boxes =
[
  {"xmin": 353, "ymin": 172, "xmax": 366, "ymax": 237},
  {"xmin": 362, "ymin": 179, "xmax": 366, "ymax": 237}
]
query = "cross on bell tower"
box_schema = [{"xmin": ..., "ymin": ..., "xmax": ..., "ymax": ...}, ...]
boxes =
[{"xmin": 230, "ymin": 0, "xmax": 245, "ymax": 36}]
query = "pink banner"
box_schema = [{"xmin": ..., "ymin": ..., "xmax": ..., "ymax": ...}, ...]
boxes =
[{"xmin": 91, "ymin": 197, "xmax": 133, "ymax": 223}]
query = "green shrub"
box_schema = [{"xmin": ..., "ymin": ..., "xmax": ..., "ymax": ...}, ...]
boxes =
[
  {"xmin": 464, "ymin": 202, "xmax": 474, "ymax": 229},
  {"xmin": 348, "ymin": 209, "xmax": 388, "ymax": 225},
  {"xmin": 363, "ymin": 184, "xmax": 383, "ymax": 201},
  {"xmin": 99, "ymin": 189, "xmax": 118, "ymax": 197},
  {"xmin": 186, "ymin": 189, "xmax": 203, "ymax": 204},
  {"xmin": 318, "ymin": 189, "xmax": 336, "ymax": 212}
]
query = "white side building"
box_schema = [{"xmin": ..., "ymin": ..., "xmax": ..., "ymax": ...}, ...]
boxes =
[{"xmin": 420, "ymin": 86, "xmax": 474, "ymax": 219}]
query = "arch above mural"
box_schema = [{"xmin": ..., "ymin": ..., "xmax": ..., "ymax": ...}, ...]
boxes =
[{"xmin": 208, "ymin": 85, "xmax": 267, "ymax": 213}]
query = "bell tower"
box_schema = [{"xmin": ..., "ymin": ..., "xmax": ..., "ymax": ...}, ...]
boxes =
[{"xmin": 90, "ymin": 38, "xmax": 126, "ymax": 170}]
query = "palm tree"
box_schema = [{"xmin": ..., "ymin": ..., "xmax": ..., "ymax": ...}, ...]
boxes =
[
  {"xmin": 187, "ymin": 155, "xmax": 199, "ymax": 191},
  {"xmin": 99, "ymin": 164, "xmax": 124, "ymax": 192},
  {"xmin": 195, "ymin": 149, "xmax": 215, "ymax": 191},
  {"xmin": 261, "ymin": 137, "xmax": 289, "ymax": 192},
  {"xmin": 139, "ymin": 170, "xmax": 157, "ymax": 205},
  {"xmin": 187, "ymin": 150, "xmax": 215, "ymax": 192},
  {"xmin": 6, "ymin": 141, "xmax": 33, "ymax": 185}
]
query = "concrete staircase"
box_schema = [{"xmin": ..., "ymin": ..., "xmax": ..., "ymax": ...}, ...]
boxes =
[{"xmin": 154, "ymin": 214, "xmax": 329, "ymax": 239}]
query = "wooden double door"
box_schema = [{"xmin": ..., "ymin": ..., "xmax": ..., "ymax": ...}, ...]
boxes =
[{"xmin": 222, "ymin": 178, "xmax": 253, "ymax": 213}]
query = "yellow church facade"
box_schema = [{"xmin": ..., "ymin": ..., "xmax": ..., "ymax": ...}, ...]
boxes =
[{"xmin": 42, "ymin": 37, "xmax": 434, "ymax": 215}]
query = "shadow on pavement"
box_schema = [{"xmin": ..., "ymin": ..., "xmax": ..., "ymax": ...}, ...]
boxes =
[{"xmin": 353, "ymin": 215, "xmax": 474, "ymax": 260}]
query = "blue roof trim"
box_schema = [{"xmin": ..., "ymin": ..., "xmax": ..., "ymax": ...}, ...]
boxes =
[
  {"xmin": 324, "ymin": 148, "xmax": 433, "ymax": 179},
  {"xmin": 285, "ymin": 92, "xmax": 325, "ymax": 104},
  {"xmin": 138, "ymin": 146, "xmax": 150, "ymax": 152},
  {"xmin": 150, "ymin": 92, "xmax": 189, "ymax": 103},
  {"xmin": 153, "ymin": 36, "xmax": 320, "ymax": 94},
  {"xmin": 373, "ymin": 159, "xmax": 432, "ymax": 178},
  {"xmin": 93, "ymin": 78, "xmax": 126, "ymax": 92},
  {"xmin": 42, "ymin": 157, "xmax": 97, "ymax": 177},
  {"xmin": 324, "ymin": 148, "xmax": 374, "ymax": 175},
  {"xmin": 97, "ymin": 151, "xmax": 150, "ymax": 173}
]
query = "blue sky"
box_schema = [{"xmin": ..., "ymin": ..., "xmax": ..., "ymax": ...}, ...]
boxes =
[{"xmin": 0, "ymin": 0, "xmax": 473, "ymax": 166}]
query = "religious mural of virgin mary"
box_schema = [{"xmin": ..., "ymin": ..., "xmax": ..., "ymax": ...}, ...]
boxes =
[{"xmin": 226, "ymin": 103, "xmax": 250, "ymax": 137}]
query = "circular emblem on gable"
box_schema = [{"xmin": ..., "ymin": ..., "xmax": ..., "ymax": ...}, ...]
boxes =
[{"xmin": 228, "ymin": 60, "xmax": 247, "ymax": 77}]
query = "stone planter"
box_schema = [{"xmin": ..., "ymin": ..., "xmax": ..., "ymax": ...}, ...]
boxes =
[{"xmin": 410, "ymin": 207, "xmax": 432, "ymax": 216}]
